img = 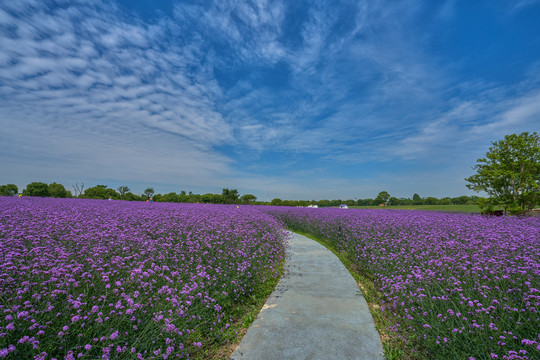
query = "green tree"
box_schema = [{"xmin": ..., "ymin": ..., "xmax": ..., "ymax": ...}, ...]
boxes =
[
  {"xmin": 466, "ymin": 132, "xmax": 540, "ymax": 213},
  {"xmin": 222, "ymin": 188, "xmax": 239, "ymax": 204},
  {"xmin": 117, "ymin": 186, "xmax": 130, "ymax": 196},
  {"xmin": 143, "ymin": 187, "xmax": 155, "ymax": 199},
  {"xmin": 440, "ymin": 197, "xmax": 452, "ymax": 205},
  {"xmin": 160, "ymin": 192, "xmax": 181, "ymax": 203},
  {"xmin": 202, "ymin": 193, "xmax": 222, "ymax": 204},
  {"xmin": 412, "ymin": 193, "xmax": 423, "ymax": 205},
  {"xmin": 48, "ymin": 182, "xmax": 68, "ymax": 198},
  {"xmin": 424, "ymin": 197, "xmax": 440, "ymax": 205},
  {"xmin": 271, "ymin": 198, "xmax": 283, "ymax": 206},
  {"xmin": 374, "ymin": 191, "xmax": 391, "ymax": 205},
  {"xmin": 240, "ymin": 194, "xmax": 257, "ymax": 204},
  {"xmin": 83, "ymin": 185, "xmax": 118, "ymax": 199},
  {"xmin": 22, "ymin": 182, "xmax": 49, "ymax": 197},
  {"xmin": 451, "ymin": 196, "xmax": 470, "ymax": 205},
  {"xmin": 121, "ymin": 192, "xmax": 140, "ymax": 201},
  {"xmin": 0, "ymin": 184, "xmax": 18, "ymax": 196}
]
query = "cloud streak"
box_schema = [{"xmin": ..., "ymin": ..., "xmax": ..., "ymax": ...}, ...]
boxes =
[{"xmin": 1, "ymin": 0, "xmax": 539, "ymax": 199}]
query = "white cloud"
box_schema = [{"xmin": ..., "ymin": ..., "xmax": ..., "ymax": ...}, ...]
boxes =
[
  {"xmin": 510, "ymin": 0, "xmax": 540, "ymax": 11},
  {"xmin": 0, "ymin": 0, "xmax": 237, "ymax": 190},
  {"xmin": 1, "ymin": 0, "xmax": 538, "ymax": 199},
  {"xmin": 470, "ymin": 91, "xmax": 540, "ymax": 136}
]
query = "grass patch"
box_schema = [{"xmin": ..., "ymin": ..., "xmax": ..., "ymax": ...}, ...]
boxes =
[{"xmin": 291, "ymin": 230, "xmax": 407, "ymax": 360}]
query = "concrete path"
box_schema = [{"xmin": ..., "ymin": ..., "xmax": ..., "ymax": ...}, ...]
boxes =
[{"xmin": 230, "ymin": 231, "xmax": 384, "ymax": 360}]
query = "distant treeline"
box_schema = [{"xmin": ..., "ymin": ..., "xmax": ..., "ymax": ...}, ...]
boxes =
[
  {"xmin": 1, "ymin": 182, "xmax": 480, "ymax": 207},
  {"xmin": 268, "ymin": 195, "xmax": 480, "ymax": 207}
]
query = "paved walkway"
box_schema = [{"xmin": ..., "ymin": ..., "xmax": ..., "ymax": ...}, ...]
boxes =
[{"xmin": 230, "ymin": 231, "xmax": 384, "ymax": 360}]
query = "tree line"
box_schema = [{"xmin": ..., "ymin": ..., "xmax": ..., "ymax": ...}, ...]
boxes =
[
  {"xmin": 0, "ymin": 183, "xmax": 259, "ymax": 205},
  {"xmin": 1, "ymin": 181, "xmax": 479, "ymax": 207},
  {"xmin": 2, "ymin": 132, "xmax": 538, "ymax": 213}
]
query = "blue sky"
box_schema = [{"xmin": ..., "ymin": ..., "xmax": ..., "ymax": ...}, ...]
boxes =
[{"xmin": 1, "ymin": 0, "xmax": 539, "ymax": 201}]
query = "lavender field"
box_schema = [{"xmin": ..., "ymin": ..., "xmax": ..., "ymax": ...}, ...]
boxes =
[
  {"xmin": 0, "ymin": 198, "xmax": 286, "ymax": 359},
  {"xmin": 265, "ymin": 207, "xmax": 540, "ymax": 360}
]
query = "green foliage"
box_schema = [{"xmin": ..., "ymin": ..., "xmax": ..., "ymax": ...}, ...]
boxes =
[
  {"xmin": 0, "ymin": 184, "xmax": 18, "ymax": 196},
  {"xmin": 271, "ymin": 198, "xmax": 283, "ymax": 206},
  {"xmin": 221, "ymin": 188, "xmax": 239, "ymax": 204},
  {"xmin": 240, "ymin": 194, "xmax": 257, "ymax": 204},
  {"xmin": 120, "ymin": 192, "xmax": 141, "ymax": 201},
  {"xmin": 22, "ymin": 182, "xmax": 49, "ymax": 197},
  {"xmin": 424, "ymin": 196, "xmax": 439, "ymax": 205},
  {"xmin": 476, "ymin": 197, "xmax": 495, "ymax": 215},
  {"xmin": 201, "ymin": 193, "xmax": 222, "ymax": 204},
  {"xmin": 412, "ymin": 193, "xmax": 423, "ymax": 205},
  {"xmin": 143, "ymin": 187, "xmax": 154, "ymax": 199},
  {"xmin": 466, "ymin": 132, "xmax": 540, "ymax": 212},
  {"xmin": 83, "ymin": 185, "xmax": 119, "ymax": 199},
  {"xmin": 352, "ymin": 204, "xmax": 481, "ymax": 213},
  {"xmin": 158, "ymin": 192, "xmax": 180, "ymax": 203},
  {"xmin": 440, "ymin": 197, "xmax": 452, "ymax": 205},
  {"xmin": 48, "ymin": 182, "xmax": 68, "ymax": 198},
  {"xmin": 375, "ymin": 191, "xmax": 391, "ymax": 205},
  {"xmin": 117, "ymin": 185, "xmax": 130, "ymax": 196}
]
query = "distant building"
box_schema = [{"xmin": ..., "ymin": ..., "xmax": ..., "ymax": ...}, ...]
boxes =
[
  {"xmin": 339, "ymin": 204, "xmax": 348, "ymax": 209},
  {"xmin": 307, "ymin": 204, "xmax": 318, "ymax": 208}
]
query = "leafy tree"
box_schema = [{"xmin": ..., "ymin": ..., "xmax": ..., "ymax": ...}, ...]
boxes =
[
  {"xmin": 240, "ymin": 194, "xmax": 257, "ymax": 204},
  {"xmin": 117, "ymin": 186, "xmax": 130, "ymax": 196},
  {"xmin": 222, "ymin": 188, "xmax": 239, "ymax": 204},
  {"xmin": 143, "ymin": 187, "xmax": 155, "ymax": 199},
  {"xmin": 159, "ymin": 192, "xmax": 181, "ymax": 203},
  {"xmin": 466, "ymin": 132, "xmax": 540, "ymax": 213},
  {"xmin": 440, "ymin": 197, "xmax": 452, "ymax": 205},
  {"xmin": 121, "ymin": 192, "xmax": 140, "ymax": 201},
  {"xmin": 451, "ymin": 196, "xmax": 470, "ymax": 205},
  {"xmin": 398, "ymin": 197, "xmax": 413, "ymax": 205},
  {"xmin": 188, "ymin": 193, "xmax": 202, "ymax": 203},
  {"xmin": 202, "ymin": 193, "xmax": 222, "ymax": 204},
  {"xmin": 375, "ymin": 191, "xmax": 391, "ymax": 205},
  {"xmin": 356, "ymin": 198, "xmax": 373, "ymax": 206},
  {"xmin": 22, "ymin": 182, "xmax": 49, "ymax": 197},
  {"xmin": 48, "ymin": 182, "xmax": 68, "ymax": 198},
  {"xmin": 177, "ymin": 191, "xmax": 190, "ymax": 203},
  {"xmin": 83, "ymin": 185, "xmax": 118, "ymax": 200},
  {"xmin": 0, "ymin": 184, "xmax": 18, "ymax": 196},
  {"xmin": 412, "ymin": 193, "xmax": 423, "ymax": 205},
  {"xmin": 424, "ymin": 197, "xmax": 440, "ymax": 205},
  {"xmin": 271, "ymin": 198, "xmax": 283, "ymax": 206}
]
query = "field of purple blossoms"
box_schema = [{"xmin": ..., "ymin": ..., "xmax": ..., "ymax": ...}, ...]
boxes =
[
  {"xmin": 0, "ymin": 197, "xmax": 286, "ymax": 359},
  {"xmin": 264, "ymin": 207, "xmax": 540, "ymax": 360}
]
